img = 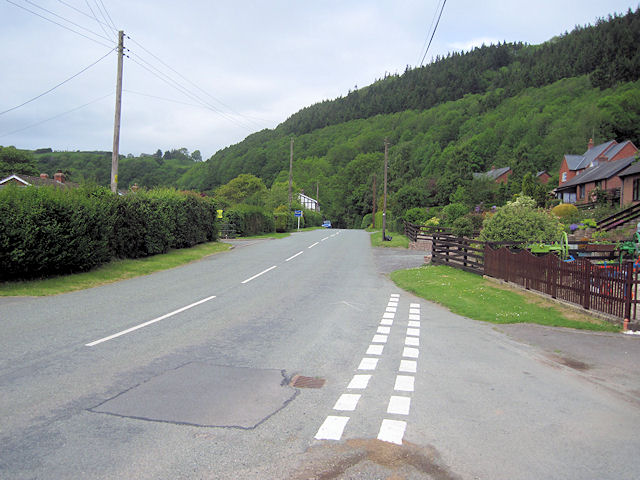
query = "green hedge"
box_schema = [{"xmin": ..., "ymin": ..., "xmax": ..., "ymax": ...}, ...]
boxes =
[
  {"xmin": 0, "ymin": 185, "xmax": 218, "ymax": 280},
  {"xmin": 224, "ymin": 204, "xmax": 275, "ymax": 236}
]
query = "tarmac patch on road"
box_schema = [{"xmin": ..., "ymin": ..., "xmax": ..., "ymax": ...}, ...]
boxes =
[{"xmin": 89, "ymin": 363, "xmax": 297, "ymax": 429}]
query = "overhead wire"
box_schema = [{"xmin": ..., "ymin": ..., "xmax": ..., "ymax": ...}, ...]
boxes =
[
  {"xmin": 0, "ymin": 93, "xmax": 113, "ymax": 138},
  {"xmin": 83, "ymin": 0, "xmax": 112, "ymax": 39},
  {"xmin": 55, "ymin": 0, "xmax": 115, "ymax": 33},
  {"xmin": 0, "ymin": 47, "xmax": 115, "ymax": 116},
  {"xmin": 6, "ymin": 0, "xmax": 114, "ymax": 48},
  {"xmin": 96, "ymin": 0, "xmax": 117, "ymax": 31},
  {"xmin": 127, "ymin": 35, "xmax": 266, "ymax": 130},
  {"xmin": 418, "ymin": 0, "xmax": 448, "ymax": 67},
  {"xmin": 123, "ymin": 89, "xmax": 209, "ymax": 109},
  {"xmin": 417, "ymin": 0, "xmax": 444, "ymax": 66}
]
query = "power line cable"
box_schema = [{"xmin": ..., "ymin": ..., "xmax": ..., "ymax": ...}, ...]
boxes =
[
  {"xmin": 123, "ymin": 89, "xmax": 209, "ymax": 109},
  {"xmin": 0, "ymin": 92, "xmax": 113, "ymax": 138},
  {"xmin": 55, "ymin": 0, "xmax": 114, "ymax": 32},
  {"xmin": 417, "ymin": 0, "xmax": 444, "ymax": 66},
  {"xmin": 6, "ymin": 0, "xmax": 114, "ymax": 48},
  {"xmin": 83, "ymin": 0, "xmax": 112, "ymax": 39},
  {"xmin": 419, "ymin": 0, "xmax": 447, "ymax": 67},
  {"xmin": 96, "ymin": 0, "xmax": 118, "ymax": 32},
  {"xmin": 127, "ymin": 35, "xmax": 265, "ymax": 129},
  {"xmin": 0, "ymin": 47, "xmax": 115, "ymax": 116}
]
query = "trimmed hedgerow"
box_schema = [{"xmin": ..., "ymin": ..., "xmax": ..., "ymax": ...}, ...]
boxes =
[
  {"xmin": 224, "ymin": 204, "xmax": 275, "ymax": 236},
  {"xmin": 0, "ymin": 184, "xmax": 219, "ymax": 280}
]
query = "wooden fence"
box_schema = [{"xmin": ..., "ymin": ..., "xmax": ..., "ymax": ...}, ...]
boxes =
[{"xmin": 405, "ymin": 221, "xmax": 639, "ymax": 322}]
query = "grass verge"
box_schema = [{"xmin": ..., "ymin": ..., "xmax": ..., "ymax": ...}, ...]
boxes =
[
  {"xmin": 370, "ymin": 231, "xmax": 409, "ymax": 248},
  {"xmin": 0, "ymin": 241, "xmax": 231, "ymax": 297},
  {"xmin": 391, "ymin": 265, "xmax": 619, "ymax": 332}
]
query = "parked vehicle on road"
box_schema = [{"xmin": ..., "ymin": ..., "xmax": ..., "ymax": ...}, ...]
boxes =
[{"xmin": 322, "ymin": 220, "xmax": 332, "ymax": 228}]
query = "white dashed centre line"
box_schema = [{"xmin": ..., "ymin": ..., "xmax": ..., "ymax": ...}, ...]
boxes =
[
  {"xmin": 308, "ymin": 242, "xmax": 319, "ymax": 249},
  {"xmin": 241, "ymin": 265, "xmax": 277, "ymax": 284},
  {"xmin": 285, "ymin": 251, "xmax": 304, "ymax": 262},
  {"xmin": 85, "ymin": 295, "xmax": 216, "ymax": 347}
]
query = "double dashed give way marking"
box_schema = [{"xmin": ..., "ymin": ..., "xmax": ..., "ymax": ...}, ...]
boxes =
[{"xmin": 315, "ymin": 294, "xmax": 421, "ymax": 445}]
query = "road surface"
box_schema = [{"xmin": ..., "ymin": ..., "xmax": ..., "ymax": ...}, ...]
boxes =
[{"xmin": 1, "ymin": 229, "xmax": 639, "ymax": 479}]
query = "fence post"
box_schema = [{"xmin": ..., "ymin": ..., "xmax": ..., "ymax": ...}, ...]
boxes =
[
  {"xmin": 624, "ymin": 263, "xmax": 633, "ymax": 321},
  {"xmin": 583, "ymin": 260, "xmax": 591, "ymax": 310},
  {"xmin": 550, "ymin": 254, "xmax": 557, "ymax": 299}
]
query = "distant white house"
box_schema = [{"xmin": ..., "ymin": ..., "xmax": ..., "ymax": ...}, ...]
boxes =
[{"xmin": 298, "ymin": 192, "xmax": 319, "ymax": 211}]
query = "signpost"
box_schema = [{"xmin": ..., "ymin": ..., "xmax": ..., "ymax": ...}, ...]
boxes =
[{"xmin": 294, "ymin": 210, "xmax": 302, "ymax": 231}]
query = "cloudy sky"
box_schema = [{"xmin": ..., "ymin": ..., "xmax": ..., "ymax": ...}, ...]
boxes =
[{"xmin": 1, "ymin": 0, "xmax": 637, "ymax": 160}]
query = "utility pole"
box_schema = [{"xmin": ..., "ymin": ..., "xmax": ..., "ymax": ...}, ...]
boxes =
[
  {"xmin": 382, "ymin": 138, "xmax": 389, "ymax": 241},
  {"xmin": 110, "ymin": 30, "xmax": 124, "ymax": 193},
  {"xmin": 372, "ymin": 174, "xmax": 376, "ymax": 228},
  {"xmin": 316, "ymin": 180, "xmax": 319, "ymax": 211},
  {"xmin": 288, "ymin": 137, "xmax": 294, "ymax": 209}
]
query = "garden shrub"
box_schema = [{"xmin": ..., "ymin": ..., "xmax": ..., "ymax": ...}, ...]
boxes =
[
  {"xmin": 403, "ymin": 207, "xmax": 429, "ymax": 225},
  {"xmin": 451, "ymin": 216, "xmax": 475, "ymax": 238},
  {"xmin": 441, "ymin": 202, "xmax": 468, "ymax": 226},
  {"xmin": 274, "ymin": 205, "xmax": 293, "ymax": 232},
  {"xmin": 361, "ymin": 213, "xmax": 373, "ymax": 229},
  {"xmin": 479, "ymin": 195, "xmax": 563, "ymax": 244},
  {"xmin": 304, "ymin": 210, "xmax": 323, "ymax": 227},
  {"xmin": 224, "ymin": 204, "xmax": 274, "ymax": 236},
  {"xmin": 552, "ymin": 203, "xmax": 578, "ymax": 219}
]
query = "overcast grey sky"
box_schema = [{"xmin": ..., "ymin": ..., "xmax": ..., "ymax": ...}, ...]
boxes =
[{"xmin": 1, "ymin": 1, "xmax": 637, "ymax": 160}]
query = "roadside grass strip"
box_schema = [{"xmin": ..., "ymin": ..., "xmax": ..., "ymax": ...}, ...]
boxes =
[{"xmin": 391, "ymin": 265, "xmax": 619, "ymax": 332}]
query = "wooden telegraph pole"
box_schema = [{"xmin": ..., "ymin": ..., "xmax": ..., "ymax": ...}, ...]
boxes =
[
  {"xmin": 110, "ymin": 30, "xmax": 124, "ymax": 193},
  {"xmin": 288, "ymin": 137, "xmax": 294, "ymax": 208},
  {"xmin": 382, "ymin": 139, "xmax": 389, "ymax": 240},
  {"xmin": 372, "ymin": 174, "xmax": 377, "ymax": 228}
]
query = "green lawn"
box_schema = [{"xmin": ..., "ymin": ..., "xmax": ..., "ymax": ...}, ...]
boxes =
[
  {"xmin": 391, "ymin": 265, "xmax": 619, "ymax": 331},
  {"xmin": 370, "ymin": 231, "xmax": 410, "ymax": 248},
  {"xmin": 0, "ymin": 241, "xmax": 231, "ymax": 296}
]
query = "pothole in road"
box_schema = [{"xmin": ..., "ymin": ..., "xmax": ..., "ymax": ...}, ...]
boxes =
[{"xmin": 89, "ymin": 363, "xmax": 297, "ymax": 429}]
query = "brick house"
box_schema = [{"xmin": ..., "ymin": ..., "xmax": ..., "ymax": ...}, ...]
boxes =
[
  {"xmin": 0, "ymin": 171, "xmax": 77, "ymax": 189},
  {"xmin": 618, "ymin": 161, "xmax": 640, "ymax": 206},
  {"xmin": 536, "ymin": 170, "xmax": 551, "ymax": 184},
  {"xmin": 473, "ymin": 166, "xmax": 512, "ymax": 184},
  {"xmin": 558, "ymin": 138, "xmax": 638, "ymax": 186}
]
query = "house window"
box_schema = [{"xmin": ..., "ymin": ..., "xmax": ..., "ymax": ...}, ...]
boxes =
[
  {"xmin": 633, "ymin": 179, "xmax": 640, "ymax": 201},
  {"xmin": 561, "ymin": 172, "xmax": 567, "ymax": 183},
  {"xmin": 579, "ymin": 186, "xmax": 585, "ymax": 200}
]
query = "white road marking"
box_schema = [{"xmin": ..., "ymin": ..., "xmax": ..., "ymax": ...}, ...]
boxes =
[
  {"xmin": 367, "ymin": 344, "xmax": 384, "ymax": 355},
  {"xmin": 390, "ymin": 294, "xmax": 400, "ymax": 298},
  {"xmin": 406, "ymin": 328, "xmax": 420, "ymax": 337},
  {"xmin": 377, "ymin": 326, "xmax": 391, "ymax": 334},
  {"xmin": 408, "ymin": 321, "xmax": 421, "ymax": 328},
  {"xmin": 409, "ymin": 314, "xmax": 420, "ymax": 321},
  {"xmin": 387, "ymin": 396, "xmax": 411, "ymax": 415},
  {"xmin": 405, "ymin": 336, "xmax": 419, "ymax": 347},
  {"xmin": 383, "ymin": 312, "xmax": 395, "ymax": 319},
  {"xmin": 399, "ymin": 360, "xmax": 417, "ymax": 373},
  {"xmin": 333, "ymin": 393, "xmax": 361, "ymax": 411},
  {"xmin": 347, "ymin": 374, "xmax": 372, "ymax": 389},
  {"xmin": 394, "ymin": 375, "xmax": 415, "ymax": 392},
  {"xmin": 386, "ymin": 306, "xmax": 397, "ymax": 313},
  {"xmin": 403, "ymin": 347, "xmax": 419, "ymax": 359},
  {"xmin": 285, "ymin": 251, "xmax": 304, "ymax": 262},
  {"xmin": 321, "ymin": 236, "xmax": 330, "ymax": 241},
  {"xmin": 315, "ymin": 416, "xmax": 349, "ymax": 440},
  {"xmin": 410, "ymin": 303, "xmax": 420, "ymax": 308},
  {"xmin": 86, "ymin": 295, "xmax": 217, "ymax": 347},
  {"xmin": 372, "ymin": 334, "xmax": 388, "ymax": 344},
  {"xmin": 380, "ymin": 319, "xmax": 393, "ymax": 326},
  {"xmin": 241, "ymin": 265, "xmax": 277, "ymax": 284},
  {"xmin": 409, "ymin": 308, "xmax": 420, "ymax": 315},
  {"xmin": 388, "ymin": 301, "xmax": 398, "ymax": 307},
  {"xmin": 308, "ymin": 242, "xmax": 320, "ymax": 249},
  {"xmin": 378, "ymin": 419, "xmax": 406, "ymax": 445},
  {"xmin": 358, "ymin": 357, "xmax": 378, "ymax": 370}
]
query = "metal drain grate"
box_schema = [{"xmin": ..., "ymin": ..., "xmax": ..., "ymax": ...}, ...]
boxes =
[{"xmin": 290, "ymin": 375, "xmax": 326, "ymax": 389}]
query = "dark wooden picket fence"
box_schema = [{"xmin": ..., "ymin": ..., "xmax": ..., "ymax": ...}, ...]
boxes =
[{"xmin": 404, "ymin": 221, "xmax": 638, "ymax": 322}]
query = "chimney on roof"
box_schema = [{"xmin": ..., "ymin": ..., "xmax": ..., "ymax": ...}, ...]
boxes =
[
  {"xmin": 53, "ymin": 171, "xmax": 65, "ymax": 183},
  {"xmin": 40, "ymin": 173, "xmax": 49, "ymax": 179},
  {"xmin": 588, "ymin": 138, "xmax": 594, "ymax": 150}
]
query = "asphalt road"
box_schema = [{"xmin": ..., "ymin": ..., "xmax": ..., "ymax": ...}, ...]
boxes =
[{"xmin": 1, "ymin": 229, "xmax": 640, "ymax": 479}]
